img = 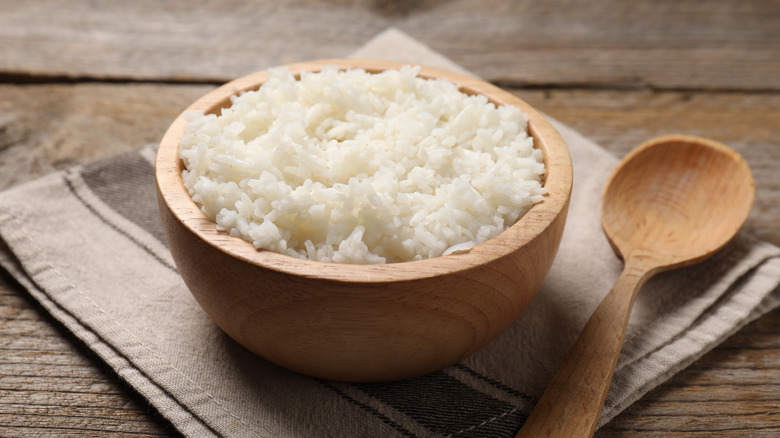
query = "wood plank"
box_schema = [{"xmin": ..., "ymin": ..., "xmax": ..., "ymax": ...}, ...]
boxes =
[
  {"xmin": 0, "ymin": 82, "xmax": 778, "ymax": 436},
  {"xmin": 1, "ymin": 0, "xmax": 779, "ymax": 90},
  {"xmin": 0, "ymin": 83, "xmax": 212, "ymax": 190}
]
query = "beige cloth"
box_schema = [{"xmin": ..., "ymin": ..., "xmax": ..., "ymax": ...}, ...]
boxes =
[{"xmin": 1, "ymin": 29, "xmax": 779, "ymax": 437}]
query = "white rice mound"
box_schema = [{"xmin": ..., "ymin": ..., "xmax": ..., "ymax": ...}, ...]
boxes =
[{"xmin": 179, "ymin": 65, "xmax": 546, "ymax": 264}]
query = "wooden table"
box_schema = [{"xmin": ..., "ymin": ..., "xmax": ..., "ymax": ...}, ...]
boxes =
[{"xmin": 1, "ymin": 1, "xmax": 778, "ymax": 436}]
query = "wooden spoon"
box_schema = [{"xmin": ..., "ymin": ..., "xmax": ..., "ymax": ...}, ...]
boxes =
[{"xmin": 516, "ymin": 135, "xmax": 754, "ymax": 437}]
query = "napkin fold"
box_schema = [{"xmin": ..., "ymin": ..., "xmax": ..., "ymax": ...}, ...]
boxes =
[{"xmin": 1, "ymin": 29, "xmax": 779, "ymax": 437}]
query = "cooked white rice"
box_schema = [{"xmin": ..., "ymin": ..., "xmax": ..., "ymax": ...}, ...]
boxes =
[{"xmin": 179, "ymin": 65, "xmax": 546, "ymax": 264}]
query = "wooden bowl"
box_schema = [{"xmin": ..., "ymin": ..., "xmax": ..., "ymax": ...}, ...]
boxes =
[{"xmin": 155, "ymin": 59, "xmax": 572, "ymax": 382}]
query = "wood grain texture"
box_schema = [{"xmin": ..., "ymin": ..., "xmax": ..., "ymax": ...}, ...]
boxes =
[
  {"xmin": 0, "ymin": 83, "xmax": 213, "ymax": 191},
  {"xmin": 1, "ymin": 0, "xmax": 779, "ymax": 430},
  {"xmin": 602, "ymin": 136, "xmax": 754, "ymax": 268},
  {"xmin": 1, "ymin": 0, "xmax": 779, "ymax": 90}
]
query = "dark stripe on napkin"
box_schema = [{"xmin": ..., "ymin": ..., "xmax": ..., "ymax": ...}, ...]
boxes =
[
  {"xmin": 352, "ymin": 371, "xmax": 524, "ymax": 437},
  {"xmin": 81, "ymin": 152, "xmax": 167, "ymax": 245},
  {"xmin": 63, "ymin": 172, "xmax": 178, "ymax": 273},
  {"xmin": 319, "ymin": 380, "xmax": 418, "ymax": 438},
  {"xmin": 453, "ymin": 364, "xmax": 535, "ymax": 404}
]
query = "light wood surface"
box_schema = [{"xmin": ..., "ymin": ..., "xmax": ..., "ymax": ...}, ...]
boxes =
[
  {"xmin": 1, "ymin": 0, "xmax": 779, "ymax": 435},
  {"xmin": 518, "ymin": 136, "xmax": 755, "ymax": 437},
  {"xmin": 156, "ymin": 59, "xmax": 572, "ymax": 381}
]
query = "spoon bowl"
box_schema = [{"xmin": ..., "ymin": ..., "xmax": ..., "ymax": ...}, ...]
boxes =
[
  {"xmin": 602, "ymin": 136, "xmax": 755, "ymax": 268},
  {"xmin": 517, "ymin": 134, "xmax": 754, "ymax": 437}
]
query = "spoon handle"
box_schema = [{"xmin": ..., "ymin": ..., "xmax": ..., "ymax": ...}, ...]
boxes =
[{"xmin": 516, "ymin": 254, "xmax": 659, "ymax": 438}]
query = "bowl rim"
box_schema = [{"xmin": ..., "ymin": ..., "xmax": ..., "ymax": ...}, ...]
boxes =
[{"xmin": 155, "ymin": 59, "xmax": 572, "ymax": 283}]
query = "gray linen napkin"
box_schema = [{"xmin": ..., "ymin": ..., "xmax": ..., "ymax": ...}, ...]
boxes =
[{"xmin": 1, "ymin": 29, "xmax": 779, "ymax": 437}]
